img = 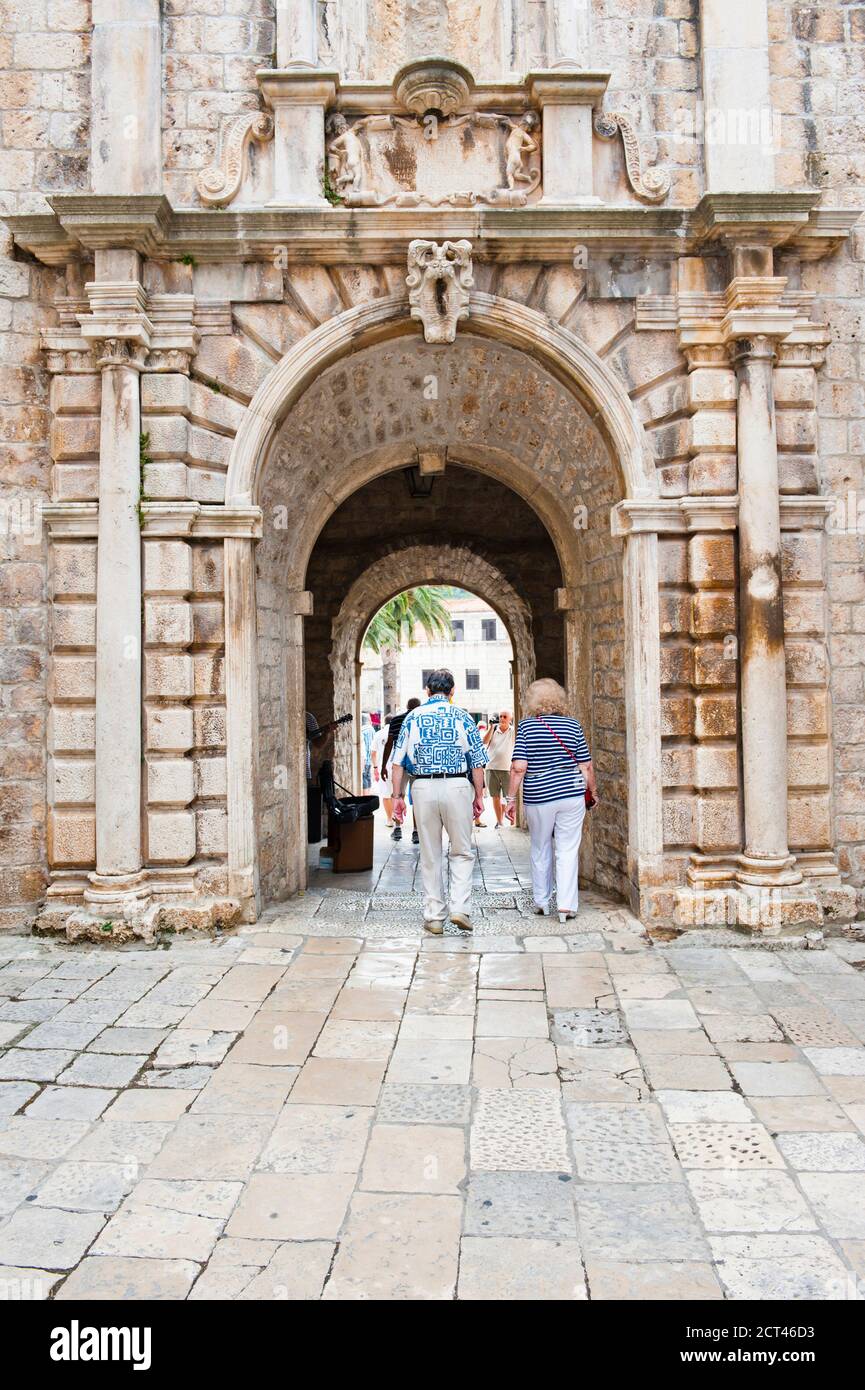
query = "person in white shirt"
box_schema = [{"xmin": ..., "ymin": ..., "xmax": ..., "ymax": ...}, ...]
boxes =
[{"xmin": 482, "ymin": 710, "xmax": 515, "ymax": 827}]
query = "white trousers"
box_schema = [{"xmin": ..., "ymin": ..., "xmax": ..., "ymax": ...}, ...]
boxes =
[
  {"xmin": 411, "ymin": 777, "xmax": 475, "ymax": 922},
  {"xmin": 525, "ymin": 796, "xmax": 586, "ymax": 913}
]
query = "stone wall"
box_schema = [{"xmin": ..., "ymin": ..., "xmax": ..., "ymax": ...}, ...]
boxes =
[{"xmin": 767, "ymin": 1, "xmax": 865, "ymax": 888}]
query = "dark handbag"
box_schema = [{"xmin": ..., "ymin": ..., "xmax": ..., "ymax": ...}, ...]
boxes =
[{"xmin": 536, "ymin": 717, "xmax": 596, "ymax": 810}]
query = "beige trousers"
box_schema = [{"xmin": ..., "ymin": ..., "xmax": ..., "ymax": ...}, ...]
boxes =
[{"xmin": 411, "ymin": 776, "xmax": 475, "ymax": 922}]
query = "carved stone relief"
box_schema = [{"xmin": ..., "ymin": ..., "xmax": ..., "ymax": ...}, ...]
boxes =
[
  {"xmin": 406, "ymin": 240, "xmax": 473, "ymax": 344},
  {"xmin": 325, "ymin": 110, "xmax": 541, "ymax": 208},
  {"xmin": 593, "ymin": 110, "xmax": 670, "ymax": 204},
  {"xmin": 196, "ymin": 112, "xmax": 275, "ymax": 208}
]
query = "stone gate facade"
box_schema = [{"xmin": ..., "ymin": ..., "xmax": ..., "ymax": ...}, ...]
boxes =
[{"xmin": 1, "ymin": 1, "xmax": 864, "ymax": 938}]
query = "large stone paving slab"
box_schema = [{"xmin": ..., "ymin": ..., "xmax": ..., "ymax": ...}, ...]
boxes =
[{"xmin": 3, "ymin": 875, "xmax": 865, "ymax": 1302}]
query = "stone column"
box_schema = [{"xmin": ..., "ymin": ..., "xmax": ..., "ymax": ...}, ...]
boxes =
[
  {"xmin": 225, "ymin": 536, "xmax": 260, "ymax": 918},
  {"xmin": 88, "ymin": 342, "xmax": 147, "ymax": 903},
  {"xmin": 277, "ymin": 0, "xmax": 318, "ymax": 67},
  {"xmin": 622, "ymin": 530, "xmax": 664, "ymax": 893},
  {"xmin": 546, "ymin": 0, "xmax": 590, "ymax": 68},
  {"xmin": 732, "ymin": 334, "xmax": 801, "ymax": 885},
  {"xmin": 527, "ymin": 72, "xmax": 608, "ymax": 205},
  {"xmin": 700, "ymin": 0, "xmax": 774, "ymax": 192},
  {"xmin": 258, "ymin": 71, "xmax": 339, "ymax": 207},
  {"xmin": 76, "ymin": 254, "xmax": 152, "ymax": 915},
  {"xmin": 91, "ymin": 0, "xmax": 162, "ymax": 195}
]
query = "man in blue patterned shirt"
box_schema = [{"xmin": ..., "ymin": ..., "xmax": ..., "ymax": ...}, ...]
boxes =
[{"xmin": 391, "ymin": 668, "xmax": 488, "ymax": 934}]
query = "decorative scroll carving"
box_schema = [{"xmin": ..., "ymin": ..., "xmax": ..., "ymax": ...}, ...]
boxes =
[
  {"xmin": 325, "ymin": 112, "xmax": 541, "ymax": 209},
  {"xmin": 196, "ymin": 112, "xmax": 275, "ymax": 208},
  {"xmin": 593, "ymin": 110, "xmax": 671, "ymax": 204},
  {"xmin": 406, "ymin": 240, "xmax": 473, "ymax": 344}
]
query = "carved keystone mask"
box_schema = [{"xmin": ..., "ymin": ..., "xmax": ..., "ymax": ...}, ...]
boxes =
[{"xmin": 406, "ymin": 239, "xmax": 474, "ymax": 344}]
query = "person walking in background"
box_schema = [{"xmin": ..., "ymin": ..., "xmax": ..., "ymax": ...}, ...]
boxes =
[
  {"xmin": 390, "ymin": 669, "xmax": 488, "ymax": 935},
  {"xmin": 381, "ymin": 697, "xmax": 421, "ymax": 844},
  {"xmin": 361, "ymin": 712, "xmax": 374, "ymax": 791},
  {"xmin": 370, "ymin": 719, "xmax": 394, "ymax": 826},
  {"xmin": 505, "ymin": 679, "xmax": 597, "ymax": 924},
  {"xmin": 483, "ymin": 709, "xmax": 515, "ymax": 828}
]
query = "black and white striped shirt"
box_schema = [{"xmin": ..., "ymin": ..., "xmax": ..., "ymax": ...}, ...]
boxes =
[{"xmin": 511, "ymin": 715, "xmax": 591, "ymax": 804}]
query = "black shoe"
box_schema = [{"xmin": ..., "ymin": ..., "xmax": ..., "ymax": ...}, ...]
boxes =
[
  {"xmin": 391, "ymin": 826, "xmax": 402, "ymax": 841},
  {"xmin": 411, "ymin": 830, "xmax": 419, "ymax": 845}
]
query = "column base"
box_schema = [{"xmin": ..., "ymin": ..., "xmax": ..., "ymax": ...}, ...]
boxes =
[
  {"xmin": 736, "ymin": 853, "xmax": 803, "ymax": 887},
  {"xmin": 83, "ymin": 870, "xmax": 152, "ymax": 918}
]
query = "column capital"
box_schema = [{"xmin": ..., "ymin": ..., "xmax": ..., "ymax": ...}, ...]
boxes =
[
  {"xmin": 78, "ymin": 278, "xmax": 153, "ymax": 358},
  {"xmin": 728, "ymin": 333, "xmax": 779, "ymax": 368}
]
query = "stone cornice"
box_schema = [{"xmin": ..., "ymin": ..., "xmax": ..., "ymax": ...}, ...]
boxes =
[
  {"xmin": 140, "ymin": 503, "xmax": 263, "ymax": 538},
  {"xmin": 610, "ymin": 497, "xmax": 738, "ymax": 536},
  {"xmin": 5, "ymin": 192, "xmax": 858, "ymax": 267},
  {"xmin": 42, "ymin": 502, "xmax": 99, "ymax": 537},
  {"xmin": 611, "ymin": 495, "xmax": 835, "ymax": 537}
]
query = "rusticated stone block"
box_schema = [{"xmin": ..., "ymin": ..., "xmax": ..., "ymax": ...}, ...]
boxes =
[
  {"xmin": 52, "ymin": 708, "xmax": 95, "ymax": 754},
  {"xmin": 787, "ymin": 690, "xmax": 829, "ymax": 737},
  {"xmin": 146, "ymin": 758, "xmax": 194, "ymax": 806},
  {"xmin": 141, "ymin": 373, "xmax": 191, "ymax": 415},
  {"xmin": 145, "ymin": 705, "xmax": 194, "ymax": 753},
  {"xmin": 193, "ymin": 652, "xmax": 224, "ymax": 698},
  {"xmin": 144, "ymin": 652, "xmax": 194, "ymax": 699},
  {"xmin": 697, "ymin": 796, "xmax": 740, "ymax": 851},
  {"xmin": 694, "ymin": 693, "xmax": 737, "ymax": 739},
  {"xmin": 195, "ymin": 755, "xmax": 227, "ymax": 799},
  {"xmin": 788, "ymin": 795, "xmax": 832, "ymax": 849},
  {"xmin": 687, "ymin": 367, "xmax": 736, "ymax": 409},
  {"xmin": 52, "ymin": 603, "xmax": 96, "ymax": 649},
  {"xmin": 51, "ymin": 759, "xmax": 95, "ymax": 806},
  {"xmin": 659, "ymin": 592, "xmax": 690, "ymax": 636},
  {"xmin": 658, "ymin": 539, "xmax": 688, "ymax": 584},
  {"xmin": 50, "ymin": 416, "xmax": 100, "ymax": 460},
  {"xmin": 52, "ymin": 656, "xmax": 95, "ymax": 701},
  {"xmin": 50, "ymin": 374, "xmax": 100, "ymax": 414},
  {"xmin": 193, "ymin": 705, "xmax": 226, "ymax": 750},
  {"xmin": 661, "ymin": 694, "xmax": 694, "ymax": 737},
  {"xmin": 188, "ymin": 380, "xmax": 245, "ymax": 434},
  {"xmin": 689, "ymin": 411, "xmax": 736, "ymax": 451},
  {"xmin": 188, "ymin": 426, "xmax": 230, "ymax": 468},
  {"xmin": 52, "ymin": 543, "xmax": 96, "ymax": 597},
  {"xmin": 145, "ymin": 415, "xmax": 189, "ymax": 459},
  {"xmin": 693, "ymin": 642, "xmax": 737, "ymax": 687},
  {"xmin": 660, "ymin": 643, "xmax": 694, "ymax": 686},
  {"xmin": 776, "ymin": 410, "xmax": 817, "ymax": 452},
  {"xmin": 782, "ymin": 534, "xmax": 823, "ymax": 584},
  {"xmin": 143, "ymin": 540, "xmax": 192, "ymax": 596},
  {"xmin": 191, "ymin": 543, "xmax": 224, "ymax": 595},
  {"xmin": 691, "ymin": 592, "xmax": 736, "ymax": 637},
  {"xmin": 694, "ymin": 745, "xmax": 738, "ymax": 788},
  {"xmin": 773, "ymin": 367, "xmax": 816, "ymax": 407},
  {"xmin": 661, "ymin": 745, "xmax": 695, "ymax": 787},
  {"xmin": 147, "ymin": 810, "xmax": 196, "ymax": 864},
  {"xmin": 783, "ymin": 590, "xmax": 825, "ymax": 635},
  {"xmin": 53, "ymin": 464, "xmax": 99, "ymax": 500},
  {"xmin": 144, "ymin": 599, "xmax": 193, "ymax": 647},
  {"xmin": 788, "ymin": 744, "xmax": 831, "ymax": 789},
  {"xmin": 187, "ymin": 468, "xmax": 226, "ymax": 503},
  {"xmin": 191, "ymin": 600, "xmax": 224, "ymax": 645},
  {"xmin": 142, "ymin": 461, "xmax": 188, "ymax": 499},
  {"xmin": 688, "ymin": 454, "xmax": 737, "ymax": 494},
  {"xmin": 196, "ymin": 806, "xmax": 228, "ymax": 857},
  {"xmin": 48, "ymin": 810, "xmax": 95, "ymax": 866},
  {"xmin": 778, "ymin": 455, "xmax": 819, "ymax": 493},
  {"xmin": 784, "ymin": 640, "xmax": 828, "ymax": 686},
  {"xmin": 663, "ymin": 795, "xmax": 696, "ymax": 846},
  {"xmin": 688, "ymin": 534, "xmax": 735, "ymax": 587}
]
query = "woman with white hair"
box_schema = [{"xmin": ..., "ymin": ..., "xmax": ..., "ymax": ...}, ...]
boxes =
[{"xmin": 506, "ymin": 679, "xmax": 598, "ymax": 923}]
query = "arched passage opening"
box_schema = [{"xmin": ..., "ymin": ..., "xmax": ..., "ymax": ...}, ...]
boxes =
[{"xmin": 224, "ymin": 296, "xmax": 662, "ymax": 921}]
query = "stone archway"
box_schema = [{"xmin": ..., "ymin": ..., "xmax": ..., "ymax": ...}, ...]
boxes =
[
  {"xmin": 328, "ymin": 543, "xmax": 536, "ymax": 787},
  {"xmin": 224, "ymin": 294, "xmax": 662, "ymax": 920}
]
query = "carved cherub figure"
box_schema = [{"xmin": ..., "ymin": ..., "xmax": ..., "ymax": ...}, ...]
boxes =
[
  {"xmin": 505, "ymin": 111, "xmax": 539, "ymax": 189},
  {"xmin": 327, "ymin": 114, "xmax": 365, "ymax": 195}
]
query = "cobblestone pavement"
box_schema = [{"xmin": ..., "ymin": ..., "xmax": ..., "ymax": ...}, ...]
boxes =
[{"xmin": 1, "ymin": 821, "xmax": 865, "ymax": 1301}]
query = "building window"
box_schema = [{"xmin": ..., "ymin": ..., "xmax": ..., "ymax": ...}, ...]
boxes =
[
  {"xmin": 466, "ymin": 669, "xmax": 480, "ymax": 690},
  {"xmin": 481, "ymin": 618, "xmax": 497, "ymax": 641},
  {"xmin": 452, "ymin": 619, "xmax": 465, "ymax": 642}
]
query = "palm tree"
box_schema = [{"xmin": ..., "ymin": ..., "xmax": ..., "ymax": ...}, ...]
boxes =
[{"xmin": 363, "ymin": 586, "xmax": 453, "ymax": 715}]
